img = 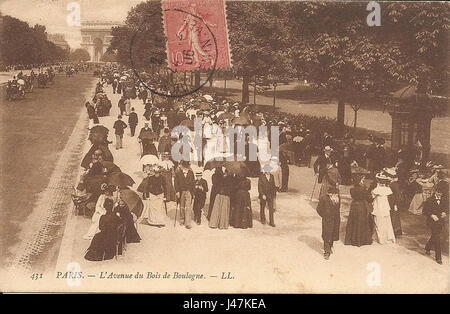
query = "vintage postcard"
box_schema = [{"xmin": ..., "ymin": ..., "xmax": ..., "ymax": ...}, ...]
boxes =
[{"xmin": 0, "ymin": 0, "xmax": 448, "ymax": 296}]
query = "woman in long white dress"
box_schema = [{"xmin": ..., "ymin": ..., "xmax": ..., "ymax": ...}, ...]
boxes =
[
  {"xmin": 137, "ymin": 166, "xmax": 166, "ymax": 227},
  {"xmin": 371, "ymin": 173, "xmax": 396, "ymax": 244},
  {"xmin": 83, "ymin": 183, "xmax": 114, "ymax": 240}
]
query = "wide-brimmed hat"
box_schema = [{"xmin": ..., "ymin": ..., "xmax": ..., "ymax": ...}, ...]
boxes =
[
  {"xmin": 383, "ymin": 167, "xmax": 397, "ymax": 178},
  {"xmin": 195, "ymin": 171, "xmax": 203, "ymax": 176},
  {"xmin": 324, "ymin": 146, "xmax": 333, "ymax": 152},
  {"xmin": 375, "ymin": 172, "xmax": 391, "ymax": 181}
]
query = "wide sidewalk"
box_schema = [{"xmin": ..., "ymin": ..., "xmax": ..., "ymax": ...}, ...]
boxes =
[{"xmin": 50, "ymin": 82, "xmax": 449, "ymax": 293}]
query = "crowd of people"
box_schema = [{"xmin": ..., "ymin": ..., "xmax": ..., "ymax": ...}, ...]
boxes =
[{"xmin": 74, "ymin": 64, "xmax": 448, "ymax": 264}]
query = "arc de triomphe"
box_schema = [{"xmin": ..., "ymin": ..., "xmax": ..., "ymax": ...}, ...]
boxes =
[{"xmin": 80, "ymin": 21, "xmax": 122, "ymax": 62}]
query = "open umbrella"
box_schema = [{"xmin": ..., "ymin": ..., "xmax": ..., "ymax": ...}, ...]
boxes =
[
  {"xmin": 140, "ymin": 154, "xmax": 160, "ymax": 166},
  {"xmin": 218, "ymin": 112, "xmax": 235, "ymax": 121},
  {"xmin": 119, "ymin": 189, "xmax": 144, "ymax": 218},
  {"xmin": 179, "ymin": 119, "xmax": 195, "ymax": 130},
  {"xmin": 204, "ymin": 159, "xmax": 226, "ymax": 171},
  {"xmin": 224, "ymin": 161, "xmax": 249, "ymax": 177},
  {"xmin": 107, "ymin": 172, "xmax": 135, "ymax": 188},
  {"xmin": 90, "ymin": 125, "xmax": 109, "ymax": 135},
  {"xmin": 88, "ymin": 132, "xmax": 107, "ymax": 145},
  {"xmin": 100, "ymin": 160, "xmax": 121, "ymax": 175}
]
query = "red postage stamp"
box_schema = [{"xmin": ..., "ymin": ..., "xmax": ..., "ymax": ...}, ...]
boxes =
[{"xmin": 162, "ymin": 0, "xmax": 231, "ymax": 72}]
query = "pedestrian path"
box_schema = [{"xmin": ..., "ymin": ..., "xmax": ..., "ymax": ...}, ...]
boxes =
[{"xmin": 51, "ymin": 82, "xmax": 449, "ymax": 293}]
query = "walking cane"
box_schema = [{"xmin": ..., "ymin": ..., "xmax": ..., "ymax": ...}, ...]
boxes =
[
  {"xmin": 174, "ymin": 198, "xmax": 179, "ymax": 227},
  {"xmin": 164, "ymin": 199, "xmax": 168, "ymax": 215},
  {"xmin": 310, "ymin": 175, "xmax": 318, "ymax": 201}
]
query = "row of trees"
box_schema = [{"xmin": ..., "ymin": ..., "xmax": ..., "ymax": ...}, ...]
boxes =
[
  {"xmin": 1, "ymin": 15, "xmax": 69, "ymax": 66},
  {"xmin": 108, "ymin": 1, "xmax": 448, "ymax": 133}
]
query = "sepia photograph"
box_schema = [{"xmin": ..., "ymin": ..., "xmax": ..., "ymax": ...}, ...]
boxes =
[{"xmin": 0, "ymin": 0, "xmax": 449, "ymax": 296}]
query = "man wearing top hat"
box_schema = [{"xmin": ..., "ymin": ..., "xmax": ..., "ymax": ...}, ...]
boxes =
[
  {"xmin": 128, "ymin": 107, "xmax": 138, "ymax": 137},
  {"xmin": 316, "ymin": 186, "xmax": 341, "ymax": 260},
  {"xmin": 314, "ymin": 146, "xmax": 333, "ymax": 184}
]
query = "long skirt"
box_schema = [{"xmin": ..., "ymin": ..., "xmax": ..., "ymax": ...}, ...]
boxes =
[
  {"xmin": 408, "ymin": 193, "xmax": 424, "ymax": 215},
  {"xmin": 230, "ymin": 191, "xmax": 252, "ymax": 229},
  {"xmin": 144, "ymin": 195, "xmax": 165, "ymax": 226},
  {"xmin": 372, "ymin": 215, "xmax": 396, "ymax": 244},
  {"xmin": 162, "ymin": 171, "xmax": 176, "ymax": 202},
  {"xmin": 344, "ymin": 201, "xmax": 372, "ymax": 247},
  {"xmin": 209, "ymin": 194, "xmax": 230, "ymax": 229},
  {"xmin": 390, "ymin": 210, "xmax": 402, "ymax": 236},
  {"xmin": 84, "ymin": 231, "xmax": 116, "ymax": 261}
]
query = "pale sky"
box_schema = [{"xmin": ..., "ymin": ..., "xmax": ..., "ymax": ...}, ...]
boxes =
[{"xmin": 0, "ymin": 0, "xmax": 147, "ymax": 49}]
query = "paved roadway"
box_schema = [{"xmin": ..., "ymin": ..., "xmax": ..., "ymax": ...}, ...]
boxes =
[{"xmin": 0, "ymin": 72, "xmax": 96, "ymax": 268}]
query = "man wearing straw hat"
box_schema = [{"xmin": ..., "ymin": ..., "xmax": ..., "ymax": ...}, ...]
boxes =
[{"xmin": 193, "ymin": 171, "xmax": 208, "ymax": 225}]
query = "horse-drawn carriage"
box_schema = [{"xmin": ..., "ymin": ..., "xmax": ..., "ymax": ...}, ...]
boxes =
[
  {"xmin": 5, "ymin": 82, "xmax": 25, "ymax": 101},
  {"xmin": 37, "ymin": 72, "xmax": 49, "ymax": 88},
  {"xmin": 24, "ymin": 75, "xmax": 35, "ymax": 93},
  {"xmin": 66, "ymin": 67, "xmax": 75, "ymax": 77}
]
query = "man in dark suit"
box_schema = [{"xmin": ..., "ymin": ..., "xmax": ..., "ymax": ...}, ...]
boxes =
[
  {"xmin": 158, "ymin": 128, "xmax": 172, "ymax": 156},
  {"xmin": 128, "ymin": 107, "xmax": 138, "ymax": 137},
  {"xmin": 118, "ymin": 95, "xmax": 126, "ymax": 116},
  {"xmin": 423, "ymin": 185, "xmax": 448, "ymax": 264},
  {"xmin": 174, "ymin": 161, "xmax": 195, "ymax": 229},
  {"xmin": 258, "ymin": 171, "xmax": 276, "ymax": 227},
  {"xmin": 113, "ymin": 115, "xmax": 127, "ymax": 150},
  {"xmin": 193, "ymin": 171, "xmax": 208, "ymax": 224},
  {"xmin": 314, "ymin": 146, "xmax": 333, "ymax": 184},
  {"xmin": 316, "ymin": 186, "xmax": 340, "ymax": 260}
]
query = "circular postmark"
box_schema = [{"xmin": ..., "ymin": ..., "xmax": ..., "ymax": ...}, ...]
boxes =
[{"xmin": 129, "ymin": 8, "xmax": 218, "ymax": 98}]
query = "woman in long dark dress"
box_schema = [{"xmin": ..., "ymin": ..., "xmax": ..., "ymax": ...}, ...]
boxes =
[
  {"xmin": 207, "ymin": 166, "xmax": 225, "ymax": 220},
  {"xmin": 85, "ymin": 199, "xmax": 123, "ymax": 261},
  {"xmin": 230, "ymin": 176, "xmax": 253, "ymax": 229},
  {"xmin": 209, "ymin": 170, "xmax": 232, "ymax": 229},
  {"xmin": 344, "ymin": 175, "xmax": 373, "ymax": 247},
  {"xmin": 114, "ymin": 199, "xmax": 141, "ymax": 243}
]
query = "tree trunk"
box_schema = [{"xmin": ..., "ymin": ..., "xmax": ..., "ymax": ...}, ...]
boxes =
[
  {"xmin": 337, "ymin": 96, "xmax": 345, "ymax": 136},
  {"xmin": 353, "ymin": 109, "xmax": 358, "ymax": 129},
  {"xmin": 242, "ymin": 75, "xmax": 250, "ymax": 104},
  {"xmin": 209, "ymin": 73, "xmax": 213, "ymax": 87},
  {"xmin": 273, "ymin": 84, "xmax": 277, "ymax": 108},
  {"xmin": 194, "ymin": 72, "xmax": 200, "ymax": 88},
  {"xmin": 253, "ymin": 78, "xmax": 257, "ymax": 104}
]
